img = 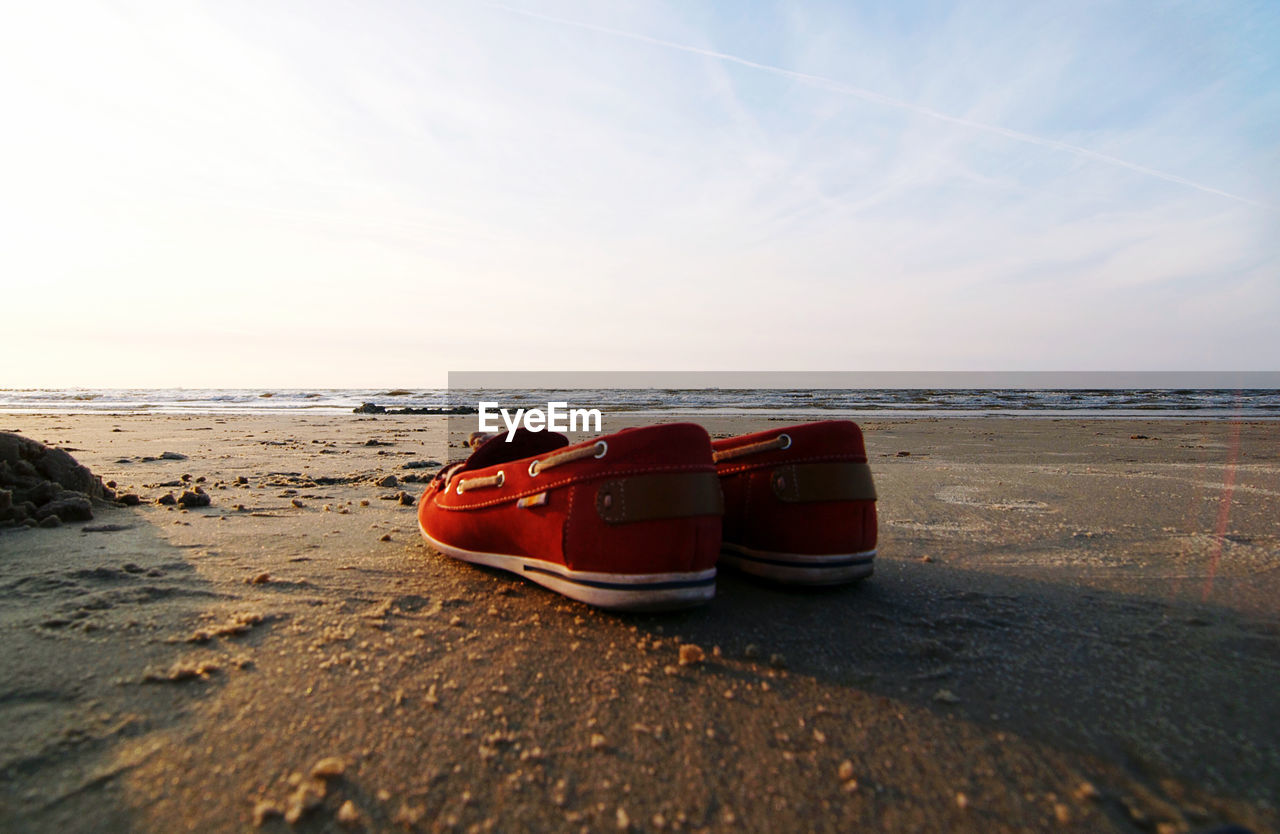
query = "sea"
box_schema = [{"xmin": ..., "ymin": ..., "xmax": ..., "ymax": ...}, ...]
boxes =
[{"xmin": 1, "ymin": 389, "xmax": 1278, "ymax": 418}]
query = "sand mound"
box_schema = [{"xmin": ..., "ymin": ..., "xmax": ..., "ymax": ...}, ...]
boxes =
[{"xmin": 0, "ymin": 432, "xmax": 106, "ymax": 528}]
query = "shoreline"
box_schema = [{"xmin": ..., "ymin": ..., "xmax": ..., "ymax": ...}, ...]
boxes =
[
  {"xmin": 5, "ymin": 408, "xmax": 1280, "ymax": 422},
  {"xmin": 1, "ymin": 413, "xmax": 1276, "ymax": 832}
]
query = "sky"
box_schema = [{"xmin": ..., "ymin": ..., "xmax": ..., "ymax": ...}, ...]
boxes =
[{"xmin": 1, "ymin": 0, "xmax": 1277, "ymax": 388}]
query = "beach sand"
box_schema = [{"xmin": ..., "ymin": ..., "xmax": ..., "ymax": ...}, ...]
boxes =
[{"xmin": 0, "ymin": 413, "xmax": 1276, "ymax": 832}]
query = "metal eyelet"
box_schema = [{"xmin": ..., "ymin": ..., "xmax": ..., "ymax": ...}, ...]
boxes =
[
  {"xmin": 593, "ymin": 440, "xmax": 608, "ymax": 459},
  {"xmin": 495, "ymin": 470, "xmax": 505, "ymax": 488},
  {"xmin": 528, "ymin": 460, "xmax": 540, "ymax": 477},
  {"xmin": 453, "ymin": 479, "xmax": 464, "ymax": 495},
  {"xmin": 777, "ymin": 433, "xmax": 792, "ymax": 450}
]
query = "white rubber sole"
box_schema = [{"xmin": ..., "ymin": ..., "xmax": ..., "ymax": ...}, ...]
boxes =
[
  {"xmin": 719, "ymin": 543, "xmax": 875, "ymax": 585},
  {"xmin": 419, "ymin": 523, "xmax": 716, "ymax": 611}
]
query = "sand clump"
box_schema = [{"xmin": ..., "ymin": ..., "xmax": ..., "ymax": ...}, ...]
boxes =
[
  {"xmin": 677, "ymin": 643, "xmax": 706, "ymax": 666},
  {"xmin": 188, "ymin": 612, "xmax": 268, "ymax": 643},
  {"xmin": 310, "ymin": 757, "xmax": 346, "ymax": 778},
  {"xmin": 143, "ymin": 659, "xmax": 221, "ymax": 683},
  {"xmin": 0, "ymin": 432, "xmax": 106, "ymax": 529},
  {"xmin": 177, "ymin": 487, "xmax": 211, "ymax": 508}
]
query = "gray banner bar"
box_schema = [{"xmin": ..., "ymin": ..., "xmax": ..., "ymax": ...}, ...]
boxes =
[{"xmin": 450, "ymin": 371, "xmax": 1280, "ymax": 390}]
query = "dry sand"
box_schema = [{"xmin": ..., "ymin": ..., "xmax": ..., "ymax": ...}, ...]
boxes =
[{"xmin": 0, "ymin": 413, "xmax": 1276, "ymax": 833}]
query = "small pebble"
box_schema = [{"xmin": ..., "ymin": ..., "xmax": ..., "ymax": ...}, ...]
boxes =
[
  {"xmin": 837, "ymin": 760, "xmax": 855, "ymax": 781},
  {"xmin": 252, "ymin": 800, "xmax": 281, "ymax": 826},
  {"xmin": 379, "ymin": 533, "xmax": 391, "ymax": 542},
  {"xmin": 1123, "ymin": 798, "xmax": 1149, "ymax": 826},
  {"xmin": 311, "ymin": 757, "xmax": 345, "ymax": 778},
  {"xmin": 291, "ymin": 498, "xmax": 305, "ymax": 508},
  {"xmin": 178, "ymin": 488, "xmax": 210, "ymax": 508},
  {"xmin": 1074, "ymin": 781, "xmax": 1100, "ymax": 802},
  {"xmin": 933, "ymin": 689, "xmax": 960, "ymax": 704},
  {"xmin": 677, "ymin": 644, "xmax": 705, "ymax": 666},
  {"xmin": 336, "ymin": 800, "xmax": 360, "ymax": 825},
  {"xmin": 283, "ymin": 779, "xmax": 326, "ymax": 824}
]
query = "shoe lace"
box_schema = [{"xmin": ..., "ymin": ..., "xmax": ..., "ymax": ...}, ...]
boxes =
[
  {"xmin": 712, "ymin": 432, "xmax": 790, "ymax": 464},
  {"xmin": 451, "ymin": 439, "xmax": 608, "ymax": 494}
]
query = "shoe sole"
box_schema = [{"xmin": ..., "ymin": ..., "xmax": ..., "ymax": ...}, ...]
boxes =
[
  {"xmin": 419, "ymin": 523, "xmax": 716, "ymax": 611},
  {"xmin": 719, "ymin": 543, "xmax": 875, "ymax": 585}
]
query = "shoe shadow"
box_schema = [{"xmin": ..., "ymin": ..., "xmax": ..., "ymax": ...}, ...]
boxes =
[{"xmin": 619, "ymin": 558, "xmax": 1280, "ymax": 827}]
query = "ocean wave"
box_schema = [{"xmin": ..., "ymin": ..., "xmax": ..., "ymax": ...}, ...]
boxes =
[{"xmin": 0, "ymin": 388, "xmax": 1277, "ymax": 417}]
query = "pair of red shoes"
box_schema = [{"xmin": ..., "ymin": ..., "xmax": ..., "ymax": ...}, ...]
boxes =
[{"xmin": 417, "ymin": 421, "xmax": 877, "ymax": 611}]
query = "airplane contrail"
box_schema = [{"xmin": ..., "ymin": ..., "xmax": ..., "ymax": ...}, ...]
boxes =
[{"xmin": 489, "ymin": 3, "xmax": 1271, "ymax": 211}]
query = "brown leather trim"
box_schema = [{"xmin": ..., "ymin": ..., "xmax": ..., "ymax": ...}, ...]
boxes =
[
  {"xmin": 770, "ymin": 462, "xmax": 877, "ymax": 503},
  {"xmin": 595, "ymin": 472, "xmax": 724, "ymax": 525}
]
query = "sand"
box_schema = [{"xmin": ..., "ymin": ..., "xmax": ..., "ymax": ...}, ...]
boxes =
[{"xmin": 0, "ymin": 412, "xmax": 1276, "ymax": 833}]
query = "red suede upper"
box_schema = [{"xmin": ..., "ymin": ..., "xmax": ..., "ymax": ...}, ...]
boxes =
[
  {"xmin": 419, "ymin": 423, "xmax": 721, "ymax": 575},
  {"xmin": 714, "ymin": 420, "xmax": 877, "ymax": 555}
]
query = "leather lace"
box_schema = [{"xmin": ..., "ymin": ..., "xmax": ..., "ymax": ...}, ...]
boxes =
[
  {"xmin": 452, "ymin": 439, "xmax": 608, "ymax": 494},
  {"xmin": 712, "ymin": 432, "xmax": 790, "ymax": 464}
]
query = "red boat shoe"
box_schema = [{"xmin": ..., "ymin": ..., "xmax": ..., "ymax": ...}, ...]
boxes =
[
  {"xmin": 418, "ymin": 423, "xmax": 723, "ymax": 611},
  {"xmin": 712, "ymin": 420, "xmax": 877, "ymax": 585}
]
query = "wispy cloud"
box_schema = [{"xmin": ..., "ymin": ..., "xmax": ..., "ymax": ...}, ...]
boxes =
[{"xmin": 489, "ymin": 2, "xmax": 1272, "ymax": 211}]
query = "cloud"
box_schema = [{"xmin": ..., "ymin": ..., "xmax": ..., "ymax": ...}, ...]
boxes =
[{"xmin": 488, "ymin": 2, "xmax": 1272, "ymax": 211}]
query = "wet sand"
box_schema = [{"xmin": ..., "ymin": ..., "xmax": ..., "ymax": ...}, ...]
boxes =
[{"xmin": 0, "ymin": 413, "xmax": 1277, "ymax": 833}]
